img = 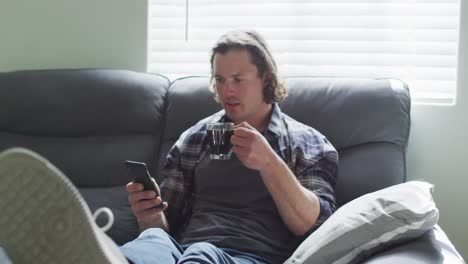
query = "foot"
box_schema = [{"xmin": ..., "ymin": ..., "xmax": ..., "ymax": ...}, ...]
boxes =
[{"xmin": 0, "ymin": 148, "xmax": 128, "ymax": 264}]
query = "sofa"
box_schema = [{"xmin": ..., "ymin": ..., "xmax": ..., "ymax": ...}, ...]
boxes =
[{"xmin": 0, "ymin": 69, "xmax": 464, "ymax": 263}]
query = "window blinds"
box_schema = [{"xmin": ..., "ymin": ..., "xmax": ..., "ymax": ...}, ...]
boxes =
[{"xmin": 148, "ymin": 0, "xmax": 460, "ymax": 103}]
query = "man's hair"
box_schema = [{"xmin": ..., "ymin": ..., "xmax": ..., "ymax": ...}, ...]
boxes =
[{"xmin": 209, "ymin": 30, "xmax": 287, "ymax": 104}]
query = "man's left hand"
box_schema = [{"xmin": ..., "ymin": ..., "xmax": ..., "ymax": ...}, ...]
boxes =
[{"xmin": 231, "ymin": 122, "xmax": 276, "ymax": 171}]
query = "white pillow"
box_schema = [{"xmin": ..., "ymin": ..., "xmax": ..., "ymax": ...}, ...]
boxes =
[{"xmin": 285, "ymin": 181, "xmax": 439, "ymax": 264}]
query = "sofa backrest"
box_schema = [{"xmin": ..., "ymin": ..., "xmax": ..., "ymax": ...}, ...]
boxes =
[
  {"xmin": 0, "ymin": 69, "xmax": 169, "ymax": 185},
  {"xmin": 0, "ymin": 69, "xmax": 169, "ymax": 244},
  {"xmin": 157, "ymin": 77, "xmax": 222, "ymax": 175},
  {"xmin": 0, "ymin": 69, "xmax": 411, "ymax": 245},
  {"xmin": 160, "ymin": 76, "xmax": 411, "ymax": 207}
]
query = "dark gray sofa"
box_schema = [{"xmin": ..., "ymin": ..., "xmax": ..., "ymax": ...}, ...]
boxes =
[{"xmin": 0, "ymin": 69, "xmax": 464, "ymax": 263}]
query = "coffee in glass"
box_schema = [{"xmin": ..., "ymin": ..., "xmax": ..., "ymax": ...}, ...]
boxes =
[{"xmin": 207, "ymin": 122, "xmax": 234, "ymax": 160}]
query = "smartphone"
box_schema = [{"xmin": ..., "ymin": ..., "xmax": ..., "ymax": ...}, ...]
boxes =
[{"xmin": 124, "ymin": 160, "xmax": 164, "ymax": 209}]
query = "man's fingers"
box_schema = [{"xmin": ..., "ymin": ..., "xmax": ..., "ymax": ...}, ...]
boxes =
[
  {"xmin": 230, "ymin": 134, "xmax": 249, "ymax": 147},
  {"xmin": 126, "ymin": 181, "xmax": 144, "ymax": 193},
  {"xmin": 132, "ymin": 198, "xmax": 157, "ymax": 212},
  {"xmin": 233, "ymin": 127, "xmax": 254, "ymax": 138},
  {"xmin": 128, "ymin": 190, "xmax": 157, "ymax": 205},
  {"xmin": 232, "ymin": 144, "xmax": 249, "ymax": 157},
  {"xmin": 137, "ymin": 202, "xmax": 168, "ymax": 220},
  {"xmin": 132, "ymin": 197, "xmax": 166, "ymax": 213},
  {"xmin": 234, "ymin": 121, "xmax": 255, "ymax": 129}
]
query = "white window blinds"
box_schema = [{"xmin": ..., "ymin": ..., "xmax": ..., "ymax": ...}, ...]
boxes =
[{"xmin": 148, "ymin": 0, "xmax": 460, "ymax": 103}]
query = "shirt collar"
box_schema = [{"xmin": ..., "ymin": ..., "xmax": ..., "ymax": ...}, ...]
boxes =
[{"xmin": 265, "ymin": 103, "xmax": 285, "ymax": 138}]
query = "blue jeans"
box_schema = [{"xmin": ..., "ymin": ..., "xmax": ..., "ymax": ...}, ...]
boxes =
[{"xmin": 120, "ymin": 228, "xmax": 268, "ymax": 264}]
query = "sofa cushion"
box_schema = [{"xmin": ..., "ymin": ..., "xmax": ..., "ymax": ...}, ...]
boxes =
[
  {"xmin": 160, "ymin": 76, "xmax": 410, "ymax": 207},
  {"xmin": 80, "ymin": 186, "xmax": 140, "ymax": 245},
  {"xmin": 280, "ymin": 78, "xmax": 410, "ymax": 150},
  {"xmin": 285, "ymin": 181, "xmax": 439, "ymax": 264},
  {"xmin": 0, "ymin": 69, "xmax": 170, "ymax": 186},
  {"xmin": 0, "ymin": 69, "xmax": 168, "ymax": 135},
  {"xmin": 362, "ymin": 225, "xmax": 466, "ymax": 264},
  {"xmin": 157, "ymin": 77, "xmax": 221, "ymax": 181},
  {"xmin": 279, "ymin": 78, "xmax": 410, "ymax": 206}
]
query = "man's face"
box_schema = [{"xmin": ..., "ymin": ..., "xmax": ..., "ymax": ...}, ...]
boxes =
[{"xmin": 213, "ymin": 49, "xmax": 270, "ymax": 125}]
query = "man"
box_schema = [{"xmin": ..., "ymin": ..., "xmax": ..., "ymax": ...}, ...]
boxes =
[
  {"xmin": 121, "ymin": 30, "xmax": 338, "ymax": 263},
  {"xmin": 0, "ymin": 30, "xmax": 338, "ymax": 264}
]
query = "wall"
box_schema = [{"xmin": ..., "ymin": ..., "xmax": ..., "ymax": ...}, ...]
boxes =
[
  {"xmin": 0, "ymin": 0, "xmax": 467, "ymax": 260},
  {"xmin": 407, "ymin": 0, "xmax": 468, "ymax": 259},
  {"xmin": 0, "ymin": 0, "xmax": 147, "ymax": 71}
]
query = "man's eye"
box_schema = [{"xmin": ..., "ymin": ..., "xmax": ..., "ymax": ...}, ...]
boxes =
[
  {"xmin": 215, "ymin": 78, "xmax": 224, "ymax": 83},
  {"xmin": 234, "ymin": 78, "xmax": 242, "ymax": 83}
]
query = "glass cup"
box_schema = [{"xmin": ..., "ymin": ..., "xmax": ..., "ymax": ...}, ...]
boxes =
[{"xmin": 207, "ymin": 122, "xmax": 234, "ymax": 160}]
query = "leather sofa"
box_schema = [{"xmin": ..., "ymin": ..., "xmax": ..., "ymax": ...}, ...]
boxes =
[{"xmin": 0, "ymin": 69, "xmax": 464, "ymax": 263}]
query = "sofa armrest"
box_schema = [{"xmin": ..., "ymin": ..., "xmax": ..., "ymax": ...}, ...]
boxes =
[{"xmin": 362, "ymin": 225, "xmax": 465, "ymax": 264}]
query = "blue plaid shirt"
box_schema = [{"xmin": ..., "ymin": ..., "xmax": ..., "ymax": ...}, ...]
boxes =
[{"xmin": 160, "ymin": 103, "xmax": 338, "ymax": 237}]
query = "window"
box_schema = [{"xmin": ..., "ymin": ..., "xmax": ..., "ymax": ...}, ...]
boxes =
[{"xmin": 148, "ymin": 0, "xmax": 461, "ymax": 104}]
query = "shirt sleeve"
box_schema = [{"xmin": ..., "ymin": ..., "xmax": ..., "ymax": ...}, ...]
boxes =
[
  {"xmin": 294, "ymin": 134, "xmax": 339, "ymax": 233},
  {"xmin": 159, "ymin": 140, "xmax": 194, "ymax": 236}
]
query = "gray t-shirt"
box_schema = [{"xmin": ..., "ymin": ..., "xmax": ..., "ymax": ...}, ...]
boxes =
[{"xmin": 180, "ymin": 153, "xmax": 302, "ymax": 263}]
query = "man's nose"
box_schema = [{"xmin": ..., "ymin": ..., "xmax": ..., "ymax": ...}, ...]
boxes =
[{"xmin": 220, "ymin": 80, "xmax": 236, "ymax": 96}]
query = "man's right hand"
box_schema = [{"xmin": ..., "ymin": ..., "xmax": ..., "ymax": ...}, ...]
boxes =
[{"xmin": 126, "ymin": 179, "xmax": 169, "ymax": 231}]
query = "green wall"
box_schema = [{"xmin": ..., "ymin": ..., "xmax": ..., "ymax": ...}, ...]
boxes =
[
  {"xmin": 0, "ymin": 0, "xmax": 467, "ymax": 260},
  {"xmin": 0, "ymin": 0, "xmax": 147, "ymax": 71},
  {"xmin": 407, "ymin": 0, "xmax": 468, "ymax": 259}
]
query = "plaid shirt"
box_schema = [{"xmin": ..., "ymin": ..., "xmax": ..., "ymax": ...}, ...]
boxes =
[{"xmin": 160, "ymin": 104, "xmax": 338, "ymax": 237}]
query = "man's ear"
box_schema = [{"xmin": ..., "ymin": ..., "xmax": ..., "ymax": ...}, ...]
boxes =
[
  {"xmin": 262, "ymin": 72, "xmax": 269, "ymax": 87},
  {"xmin": 261, "ymin": 73, "xmax": 271, "ymax": 103}
]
